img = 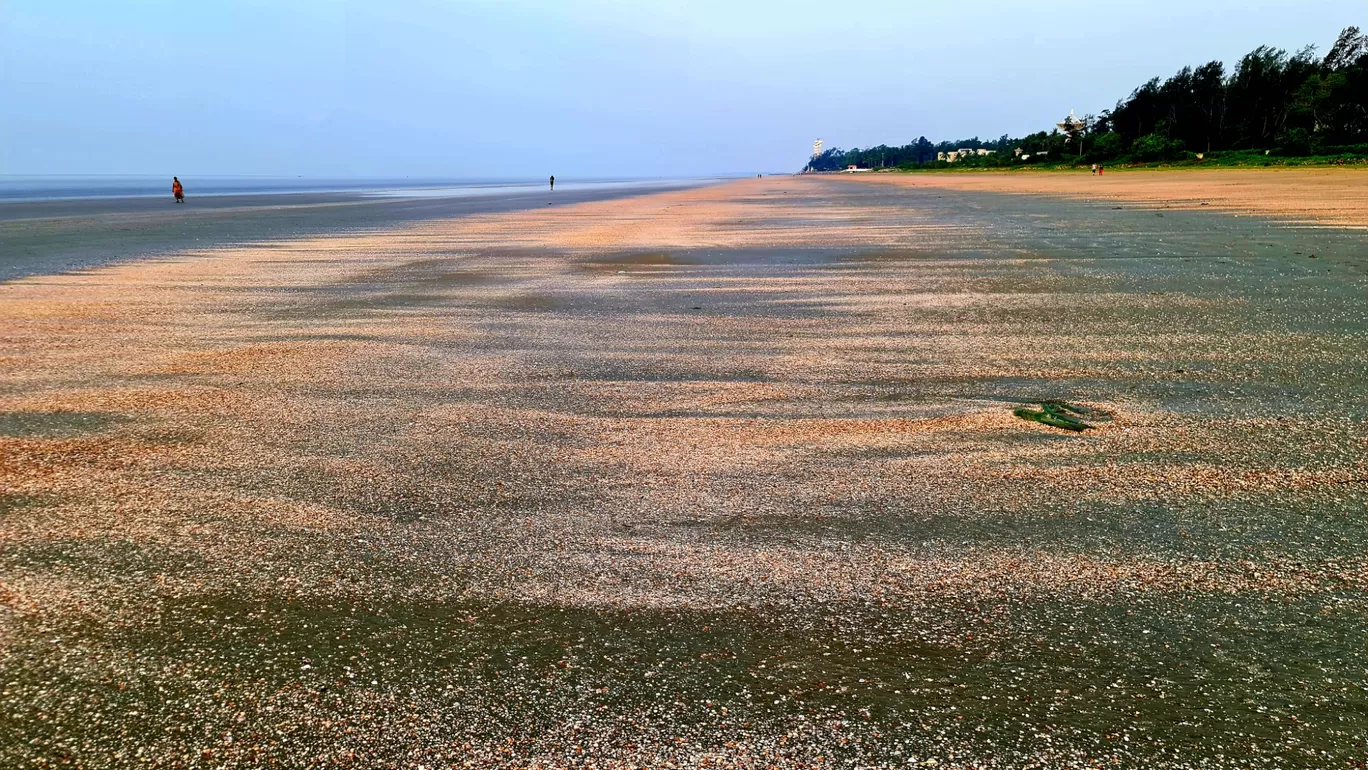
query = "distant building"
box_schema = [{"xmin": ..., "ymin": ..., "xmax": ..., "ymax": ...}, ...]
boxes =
[
  {"xmin": 813, "ymin": 139, "xmax": 823, "ymax": 157},
  {"xmin": 1057, "ymin": 109, "xmax": 1084, "ymax": 135},
  {"xmin": 939, "ymin": 149, "xmax": 992, "ymax": 163}
]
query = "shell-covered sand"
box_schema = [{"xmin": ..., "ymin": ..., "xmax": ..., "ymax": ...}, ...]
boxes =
[{"xmin": 2, "ymin": 176, "xmax": 1366, "ymax": 768}]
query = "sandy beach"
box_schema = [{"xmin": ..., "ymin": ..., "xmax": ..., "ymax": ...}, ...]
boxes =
[
  {"xmin": 846, "ymin": 167, "xmax": 1368, "ymax": 229},
  {"xmin": 2, "ymin": 172, "xmax": 1366, "ymax": 768}
]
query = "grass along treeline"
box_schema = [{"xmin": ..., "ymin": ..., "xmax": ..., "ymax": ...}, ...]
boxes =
[
  {"xmin": 904, "ymin": 147, "xmax": 1368, "ymax": 172},
  {"xmin": 807, "ymin": 25, "xmax": 1368, "ymax": 172}
]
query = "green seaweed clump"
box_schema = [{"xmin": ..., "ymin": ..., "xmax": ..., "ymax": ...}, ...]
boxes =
[{"xmin": 1014, "ymin": 401, "xmax": 1098, "ymax": 432}]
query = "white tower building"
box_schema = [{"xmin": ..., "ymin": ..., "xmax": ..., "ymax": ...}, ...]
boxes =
[{"xmin": 813, "ymin": 138, "xmax": 823, "ymax": 157}]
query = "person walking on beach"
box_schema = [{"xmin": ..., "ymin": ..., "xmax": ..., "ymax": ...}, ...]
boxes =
[
  {"xmin": 549, "ymin": 175, "xmax": 555, "ymax": 192},
  {"xmin": 1091, "ymin": 163, "xmax": 1098, "ymax": 175},
  {"xmin": 172, "ymin": 177, "xmax": 184, "ymax": 203}
]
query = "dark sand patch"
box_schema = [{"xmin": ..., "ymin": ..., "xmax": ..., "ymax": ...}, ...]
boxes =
[
  {"xmin": 582, "ymin": 251, "xmax": 702, "ymax": 268},
  {"xmin": 0, "ymin": 411, "xmax": 127, "ymax": 438}
]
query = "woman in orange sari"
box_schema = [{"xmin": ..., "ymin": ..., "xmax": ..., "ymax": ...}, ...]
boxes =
[{"xmin": 172, "ymin": 177, "xmax": 184, "ymax": 203}]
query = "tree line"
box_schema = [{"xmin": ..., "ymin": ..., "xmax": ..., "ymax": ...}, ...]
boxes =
[{"xmin": 806, "ymin": 26, "xmax": 1368, "ymax": 171}]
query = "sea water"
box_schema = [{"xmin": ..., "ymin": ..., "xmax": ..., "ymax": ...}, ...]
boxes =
[{"xmin": 0, "ymin": 176, "xmax": 712, "ymax": 203}]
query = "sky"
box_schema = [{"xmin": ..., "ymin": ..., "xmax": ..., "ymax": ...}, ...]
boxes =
[{"xmin": 1, "ymin": 0, "xmax": 1361, "ymax": 178}]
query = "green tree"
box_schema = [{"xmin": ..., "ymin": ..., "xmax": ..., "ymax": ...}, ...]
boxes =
[{"xmin": 798, "ymin": 26, "xmax": 1368, "ymax": 172}]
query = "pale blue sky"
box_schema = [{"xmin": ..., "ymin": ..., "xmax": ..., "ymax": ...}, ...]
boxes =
[{"xmin": 1, "ymin": 1, "xmax": 1360, "ymax": 177}]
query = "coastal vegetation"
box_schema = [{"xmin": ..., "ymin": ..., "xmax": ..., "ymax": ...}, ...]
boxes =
[{"xmin": 807, "ymin": 26, "xmax": 1368, "ymax": 171}]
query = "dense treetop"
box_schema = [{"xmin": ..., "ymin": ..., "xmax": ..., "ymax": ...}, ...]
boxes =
[{"xmin": 806, "ymin": 26, "xmax": 1368, "ymax": 171}]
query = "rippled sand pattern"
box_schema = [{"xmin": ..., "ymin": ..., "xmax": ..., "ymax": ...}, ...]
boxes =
[{"xmin": 2, "ymin": 177, "xmax": 1367, "ymax": 768}]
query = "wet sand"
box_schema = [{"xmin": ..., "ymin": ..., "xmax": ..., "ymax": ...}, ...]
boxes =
[
  {"xmin": 0, "ymin": 183, "xmax": 702, "ymax": 281},
  {"xmin": 2, "ymin": 176, "xmax": 1366, "ymax": 768}
]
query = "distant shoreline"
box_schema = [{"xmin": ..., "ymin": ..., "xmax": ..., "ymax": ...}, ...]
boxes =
[
  {"xmin": 811, "ymin": 155, "xmax": 1368, "ymax": 175},
  {"xmin": 0, "ymin": 176, "xmax": 711, "ymax": 204},
  {"xmin": 0, "ymin": 181, "xmax": 716, "ymax": 282}
]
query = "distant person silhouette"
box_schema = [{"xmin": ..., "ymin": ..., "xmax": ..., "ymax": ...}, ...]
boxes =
[
  {"xmin": 172, "ymin": 177, "xmax": 184, "ymax": 203},
  {"xmin": 549, "ymin": 175, "xmax": 555, "ymax": 192}
]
